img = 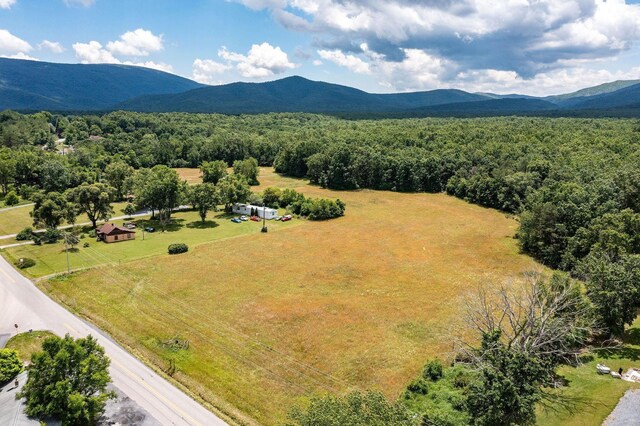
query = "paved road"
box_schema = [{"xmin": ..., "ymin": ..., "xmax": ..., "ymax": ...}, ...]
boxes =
[
  {"xmin": 0, "ymin": 203, "xmax": 34, "ymax": 213},
  {"xmin": 604, "ymin": 389, "xmax": 640, "ymax": 425},
  {"xmin": 0, "ymin": 255, "xmax": 228, "ymax": 426}
]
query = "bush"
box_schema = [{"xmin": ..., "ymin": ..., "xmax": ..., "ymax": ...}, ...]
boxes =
[
  {"xmin": 15, "ymin": 258, "xmax": 35, "ymax": 269},
  {"xmin": 0, "ymin": 349, "xmax": 22, "ymax": 382},
  {"xmin": 16, "ymin": 227, "xmax": 33, "ymax": 241},
  {"xmin": 423, "ymin": 359, "xmax": 444, "ymax": 381},
  {"xmin": 42, "ymin": 228, "xmax": 61, "ymax": 243},
  {"xmin": 168, "ymin": 243, "xmax": 189, "ymax": 255},
  {"xmin": 406, "ymin": 377, "xmax": 429, "ymax": 395},
  {"xmin": 83, "ymin": 242, "xmax": 89, "ymax": 248},
  {"xmin": 4, "ymin": 191, "xmax": 19, "ymax": 206}
]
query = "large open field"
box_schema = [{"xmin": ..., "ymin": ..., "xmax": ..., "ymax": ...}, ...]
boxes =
[{"xmin": 27, "ymin": 168, "xmax": 549, "ymax": 424}]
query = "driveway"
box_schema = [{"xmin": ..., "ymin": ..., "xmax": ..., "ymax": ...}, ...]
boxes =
[{"xmin": 0, "ymin": 254, "xmax": 228, "ymax": 426}]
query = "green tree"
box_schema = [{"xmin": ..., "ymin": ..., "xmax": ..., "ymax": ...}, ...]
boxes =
[
  {"xmin": 134, "ymin": 165, "xmax": 183, "ymax": 230},
  {"xmin": 32, "ymin": 191, "xmax": 76, "ymax": 229},
  {"xmin": 287, "ymin": 390, "xmax": 418, "ymax": 426},
  {"xmin": 577, "ymin": 251, "xmax": 640, "ymax": 336},
  {"xmin": 466, "ymin": 330, "xmax": 545, "ymax": 426},
  {"xmin": 216, "ymin": 174, "xmax": 251, "ymax": 212},
  {"xmin": 0, "ymin": 152, "xmax": 16, "ymax": 195},
  {"xmin": 104, "ymin": 161, "xmax": 134, "ymax": 201},
  {"xmin": 233, "ymin": 157, "xmax": 260, "ymax": 185},
  {"xmin": 122, "ymin": 203, "xmax": 136, "ymax": 217},
  {"xmin": 200, "ymin": 160, "xmax": 228, "ymax": 185},
  {"xmin": 39, "ymin": 159, "xmax": 71, "ymax": 193},
  {"xmin": 0, "ymin": 348, "xmax": 22, "ymax": 382},
  {"xmin": 4, "ymin": 190, "xmax": 19, "ymax": 206},
  {"xmin": 262, "ymin": 187, "xmax": 282, "ymax": 208},
  {"xmin": 188, "ymin": 183, "xmax": 220, "ymax": 222},
  {"xmin": 66, "ymin": 183, "xmax": 114, "ymax": 229},
  {"xmin": 19, "ymin": 334, "xmax": 113, "ymax": 425}
]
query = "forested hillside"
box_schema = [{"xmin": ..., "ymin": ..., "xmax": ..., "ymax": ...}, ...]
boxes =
[
  {"xmin": 1, "ymin": 111, "xmax": 640, "ymax": 336},
  {"xmin": 0, "ymin": 58, "xmax": 203, "ymax": 111}
]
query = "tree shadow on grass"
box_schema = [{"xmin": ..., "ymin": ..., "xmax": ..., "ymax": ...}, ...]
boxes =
[
  {"xmin": 624, "ymin": 327, "xmax": 640, "ymax": 346},
  {"xmin": 144, "ymin": 218, "xmax": 185, "ymax": 233},
  {"xmin": 186, "ymin": 220, "xmax": 219, "ymax": 229},
  {"xmin": 592, "ymin": 345, "xmax": 640, "ymax": 362}
]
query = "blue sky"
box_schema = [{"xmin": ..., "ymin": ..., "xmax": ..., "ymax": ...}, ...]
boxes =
[{"xmin": 1, "ymin": 0, "xmax": 640, "ymax": 95}]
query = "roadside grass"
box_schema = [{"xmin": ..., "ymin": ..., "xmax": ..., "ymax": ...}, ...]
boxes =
[
  {"xmin": 2, "ymin": 208, "xmax": 299, "ymax": 278},
  {"xmin": 38, "ymin": 168, "xmax": 542, "ymax": 424},
  {"xmin": 0, "ymin": 201, "xmax": 129, "ymax": 237},
  {"xmin": 537, "ymin": 318, "xmax": 640, "ymax": 426},
  {"xmin": 5, "ymin": 330, "xmax": 57, "ymax": 363}
]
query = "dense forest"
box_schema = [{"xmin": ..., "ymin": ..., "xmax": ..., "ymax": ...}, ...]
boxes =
[{"xmin": 1, "ymin": 110, "xmax": 640, "ymax": 336}]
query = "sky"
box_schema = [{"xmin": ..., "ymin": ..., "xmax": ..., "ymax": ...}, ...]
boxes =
[{"xmin": 1, "ymin": 0, "xmax": 640, "ymax": 96}]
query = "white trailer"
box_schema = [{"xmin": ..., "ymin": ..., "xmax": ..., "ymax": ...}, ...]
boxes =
[{"xmin": 232, "ymin": 203, "xmax": 279, "ymax": 219}]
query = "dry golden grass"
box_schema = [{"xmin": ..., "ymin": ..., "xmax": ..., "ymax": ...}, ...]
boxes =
[
  {"xmin": 42, "ymin": 168, "xmax": 542, "ymax": 425},
  {"xmin": 175, "ymin": 168, "xmax": 203, "ymax": 184}
]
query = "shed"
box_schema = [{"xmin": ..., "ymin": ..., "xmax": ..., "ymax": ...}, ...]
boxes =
[{"xmin": 96, "ymin": 222, "xmax": 136, "ymax": 243}]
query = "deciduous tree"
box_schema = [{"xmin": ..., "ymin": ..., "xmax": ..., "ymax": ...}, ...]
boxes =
[
  {"xmin": 19, "ymin": 334, "xmax": 113, "ymax": 425},
  {"xmin": 66, "ymin": 182, "xmax": 114, "ymax": 229}
]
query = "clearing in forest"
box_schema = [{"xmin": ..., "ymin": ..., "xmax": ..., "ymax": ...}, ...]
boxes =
[{"xmin": 39, "ymin": 168, "xmax": 541, "ymax": 424}]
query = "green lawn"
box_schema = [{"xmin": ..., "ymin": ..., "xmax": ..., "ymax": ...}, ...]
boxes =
[
  {"xmin": 0, "ymin": 201, "xmax": 130, "ymax": 237},
  {"xmin": 0, "ymin": 204, "xmax": 35, "ymax": 236},
  {"xmin": 5, "ymin": 330, "xmax": 57, "ymax": 363},
  {"xmin": 537, "ymin": 318, "xmax": 640, "ymax": 425},
  {"xmin": 2, "ymin": 208, "xmax": 300, "ymax": 278}
]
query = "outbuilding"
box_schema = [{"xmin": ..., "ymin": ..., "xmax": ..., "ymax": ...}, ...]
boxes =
[
  {"xmin": 96, "ymin": 222, "xmax": 136, "ymax": 243},
  {"xmin": 232, "ymin": 203, "xmax": 279, "ymax": 220}
]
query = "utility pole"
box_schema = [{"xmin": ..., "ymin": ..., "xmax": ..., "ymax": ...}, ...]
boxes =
[
  {"xmin": 64, "ymin": 233, "xmax": 70, "ymax": 274},
  {"xmin": 261, "ymin": 203, "xmax": 268, "ymax": 233}
]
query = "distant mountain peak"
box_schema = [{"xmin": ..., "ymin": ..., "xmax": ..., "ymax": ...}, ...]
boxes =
[{"xmin": 0, "ymin": 58, "xmax": 639, "ymax": 116}]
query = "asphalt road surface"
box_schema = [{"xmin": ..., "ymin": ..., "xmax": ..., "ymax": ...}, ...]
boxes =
[{"xmin": 0, "ymin": 255, "xmax": 228, "ymax": 426}]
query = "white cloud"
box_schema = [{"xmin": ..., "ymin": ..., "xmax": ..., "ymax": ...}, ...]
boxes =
[
  {"xmin": 64, "ymin": 0, "xmax": 95, "ymax": 6},
  {"xmin": 192, "ymin": 58, "xmax": 229, "ymax": 84},
  {"xmin": 318, "ymin": 49, "xmax": 370, "ymax": 74},
  {"xmin": 218, "ymin": 42, "xmax": 296, "ymax": 78},
  {"xmin": 72, "ymin": 39, "xmax": 172, "ymax": 72},
  {"xmin": 1, "ymin": 52, "xmax": 38, "ymax": 60},
  {"xmin": 106, "ymin": 28, "xmax": 164, "ymax": 57},
  {"xmin": 73, "ymin": 40, "xmax": 119, "ymax": 63},
  {"xmin": 234, "ymin": 0, "xmax": 640, "ymax": 94},
  {"xmin": 312, "ymin": 59, "xmax": 323, "ymax": 66},
  {"xmin": 455, "ymin": 67, "xmax": 640, "ymax": 96},
  {"xmin": 0, "ymin": 0, "xmax": 16, "ymax": 9},
  {"xmin": 38, "ymin": 40, "xmax": 65, "ymax": 53},
  {"xmin": 0, "ymin": 29, "xmax": 32, "ymax": 54}
]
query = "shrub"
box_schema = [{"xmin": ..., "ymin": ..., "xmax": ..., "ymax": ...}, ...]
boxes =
[
  {"xmin": 88, "ymin": 229, "xmax": 96, "ymax": 238},
  {"xmin": 168, "ymin": 243, "xmax": 189, "ymax": 255},
  {"xmin": 16, "ymin": 227, "xmax": 33, "ymax": 241},
  {"xmin": 83, "ymin": 242, "xmax": 89, "ymax": 248},
  {"xmin": 15, "ymin": 258, "xmax": 36, "ymax": 269},
  {"xmin": 423, "ymin": 359, "xmax": 444, "ymax": 381},
  {"xmin": 406, "ymin": 377, "xmax": 429, "ymax": 395},
  {"xmin": 4, "ymin": 191, "xmax": 19, "ymax": 206},
  {"xmin": 42, "ymin": 228, "xmax": 61, "ymax": 243},
  {"xmin": 0, "ymin": 349, "xmax": 22, "ymax": 382}
]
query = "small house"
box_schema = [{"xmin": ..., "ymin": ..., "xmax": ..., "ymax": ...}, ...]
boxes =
[
  {"xmin": 231, "ymin": 203, "xmax": 279, "ymax": 220},
  {"xmin": 96, "ymin": 222, "xmax": 136, "ymax": 243}
]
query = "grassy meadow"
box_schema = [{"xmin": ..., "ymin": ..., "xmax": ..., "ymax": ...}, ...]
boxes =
[{"xmin": 32, "ymin": 168, "xmax": 547, "ymax": 424}]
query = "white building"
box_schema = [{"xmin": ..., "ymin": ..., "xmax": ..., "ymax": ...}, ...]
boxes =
[{"xmin": 232, "ymin": 203, "xmax": 279, "ymax": 219}]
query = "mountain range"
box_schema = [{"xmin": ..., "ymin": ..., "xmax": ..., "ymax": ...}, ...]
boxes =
[{"xmin": 1, "ymin": 58, "xmax": 639, "ymax": 116}]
